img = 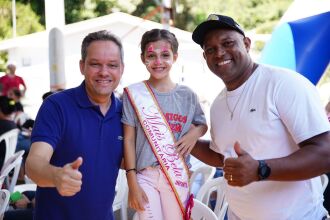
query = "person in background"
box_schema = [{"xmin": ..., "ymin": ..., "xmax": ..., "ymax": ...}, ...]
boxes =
[
  {"xmin": 7, "ymin": 88, "xmax": 30, "ymax": 128},
  {"xmin": 4, "ymin": 190, "xmax": 35, "ymax": 220},
  {"xmin": 15, "ymin": 119, "xmax": 34, "ymax": 183},
  {"xmin": 25, "ymin": 30, "xmax": 124, "ymax": 220},
  {"xmin": 0, "ymin": 95, "xmax": 17, "ymax": 169},
  {"xmin": 16, "ymin": 119, "xmax": 34, "ymax": 158},
  {"xmin": 0, "ymin": 62, "xmax": 26, "ymax": 97},
  {"xmin": 190, "ymin": 14, "xmax": 330, "ymax": 220},
  {"xmin": 122, "ymin": 28, "xmax": 207, "ymax": 220},
  {"xmin": 41, "ymin": 91, "xmax": 55, "ymax": 101},
  {"xmin": 41, "ymin": 89, "xmax": 65, "ymax": 101}
]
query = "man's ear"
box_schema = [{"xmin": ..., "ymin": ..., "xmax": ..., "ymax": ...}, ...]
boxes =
[
  {"xmin": 120, "ymin": 63, "xmax": 125, "ymax": 76},
  {"xmin": 243, "ymin": 37, "xmax": 252, "ymax": 52},
  {"xmin": 79, "ymin": 60, "xmax": 85, "ymax": 76},
  {"xmin": 203, "ymin": 52, "xmax": 206, "ymax": 60}
]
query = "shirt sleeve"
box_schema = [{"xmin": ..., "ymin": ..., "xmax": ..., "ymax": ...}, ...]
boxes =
[
  {"xmin": 31, "ymin": 98, "xmax": 63, "ymax": 150},
  {"xmin": 192, "ymin": 91, "xmax": 207, "ymax": 126},
  {"xmin": 121, "ymin": 90, "xmax": 137, "ymax": 127},
  {"xmin": 275, "ymin": 72, "xmax": 330, "ymax": 143}
]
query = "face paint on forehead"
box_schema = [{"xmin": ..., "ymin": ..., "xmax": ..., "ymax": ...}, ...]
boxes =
[
  {"xmin": 147, "ymin": 45, "xmax": 154, "ymax": 53},
  {"xmin": 162, "ymin": 46, "xmax": 170, "ymax": 53}
]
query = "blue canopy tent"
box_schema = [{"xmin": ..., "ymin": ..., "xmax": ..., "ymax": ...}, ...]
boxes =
[{"xmin": 259, "ymin": 11, "xmax": 330, "ymax": 85}]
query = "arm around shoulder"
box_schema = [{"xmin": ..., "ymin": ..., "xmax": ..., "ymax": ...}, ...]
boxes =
[{"xmin": 190, "ymin": 139, "xmax": 224, "ymax": 167}]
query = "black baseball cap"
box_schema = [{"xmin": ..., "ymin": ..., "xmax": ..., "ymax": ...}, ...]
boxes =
[{"xmin": 192, "ymin": 14, "xmax": 245, "ymax": 48}]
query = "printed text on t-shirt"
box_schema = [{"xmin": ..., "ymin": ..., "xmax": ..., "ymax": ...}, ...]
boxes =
[{"xmin": 165, "ymin": 113, "xmax": 187, "ymax": 133}]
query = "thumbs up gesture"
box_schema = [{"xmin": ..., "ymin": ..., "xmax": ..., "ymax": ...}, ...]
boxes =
[
  {"xmin": 223, "ymin": 142, "xmax": 259, "ymax": 187},
  {"xmin": 54, "ymin": 157, "xmax": 83, "ymax": 196}
]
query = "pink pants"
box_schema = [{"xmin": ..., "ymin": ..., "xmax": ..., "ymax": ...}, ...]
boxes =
[{"xmin": 137, "ymin": 167, "xmax": 183, "ymax": 220}]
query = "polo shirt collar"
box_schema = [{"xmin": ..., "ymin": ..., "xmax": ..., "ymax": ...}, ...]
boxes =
[{"xmin": 74, "ymin": 81, "xmax": 121, "ymax": 116}]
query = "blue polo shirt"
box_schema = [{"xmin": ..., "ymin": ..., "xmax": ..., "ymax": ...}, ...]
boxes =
[{"xmin": 31, "ymin": 82, "xmax": 123, "ymax": 220}]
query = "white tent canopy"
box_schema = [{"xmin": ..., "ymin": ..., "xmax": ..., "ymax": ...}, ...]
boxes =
[{"xmin": 0, "ymin": 12, "xmax": 222, "ymax": 119}]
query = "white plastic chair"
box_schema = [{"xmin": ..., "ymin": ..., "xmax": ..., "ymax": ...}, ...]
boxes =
[
  {"xmin": 321, "ymin": 174, "xmax": 329, "ymax": 192},
  {"xmin": 190, "ymin": 165, "xmax": 216, "ymax": 196},
  {"xmin": 132, "ymin": 198, "xmax": 217, "ymax": 220},
  {"xmin": 13, "ymin": 183, "xmax": 37, "ymax": 193},
  {"xmin": 0, "ymin": 128, "xmax": 20, "ymax": 166},
  {"xmin": 191, "ymin": 198, "xmax": 218, "ymax": 220},
  {"xmin": 0, "ymin": 150, "xmax": 25, "ymax": 193},
  {"xmin": 0, "ymin": 189, "xmax": 10, "ymax": 220},
  {"xmin": 24, "ymin": 175, "xmax": 35, "ymax": 184},
  {"xmin": 196, "ymin": 177, "xmax": 228, "ymax": 220},
  {"xmin": 112, "ymin": 169, "xmax": 128, "ymax": 220}
]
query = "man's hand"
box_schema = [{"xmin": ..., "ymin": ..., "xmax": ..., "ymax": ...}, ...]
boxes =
[
  {"xmin": 223, "ymin": 142, "xmax": 259, "ymax": 186},
  {"xmin": 54, "ymin": 157, "xmax": 83, "ymax": 196}
]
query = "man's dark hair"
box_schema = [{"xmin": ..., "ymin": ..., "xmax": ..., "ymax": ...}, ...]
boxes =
[{"xmin": 0, "ymin": 96, "xmax": 16, "ymax": 115}]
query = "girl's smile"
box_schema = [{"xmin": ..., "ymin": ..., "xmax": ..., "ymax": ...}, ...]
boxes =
[{"xmin": 142, "ymin": 40, "xmax": 177, "ymax": 80}]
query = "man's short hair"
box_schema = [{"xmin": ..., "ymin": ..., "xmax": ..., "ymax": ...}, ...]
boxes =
[{"xmin": 81, "ymin": 30, "xmax": 124, "ymax": 63}]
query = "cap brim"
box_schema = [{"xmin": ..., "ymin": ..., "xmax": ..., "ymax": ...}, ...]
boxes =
[{"xmin": 192, "ymin": 20, "xmax": 243, "ymax": 47}]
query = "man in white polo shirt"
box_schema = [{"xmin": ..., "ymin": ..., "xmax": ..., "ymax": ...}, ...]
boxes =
[{"xmin": 191, "ymin": 13, "xmax": 330, "ymax": 220}]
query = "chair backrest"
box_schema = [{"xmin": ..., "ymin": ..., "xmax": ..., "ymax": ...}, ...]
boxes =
[
  {"xmin": 13, "ymin": 183, "xmax": 37, "ymax": 193},
  {"xmin": 196, "ymin": 177, "xmax": 228, "ymax": 220},
  {"xmin": 24, "ymin": 175, "xmax": 35, "ymax": 184},
  {"xmin": 190, "ymin": 165, "xmax": 216, "ymax": 196},
  {"xmin": 0, "ymin": 128, "xmax": 20, "ymax": 166},
  {"xmin": 191, "ymin": 198, "xmax": 218, "ymax": 220},
  {"xmin": 321, "ymin": 174, "xmax": 329, "ymax": 192},
  {"xmin": 112, "ymin": 169, "xmax": 128, "ymax": 220},
  {"xmin": 0, "ymin": 189, "xmax": 10, "ymax": 220},
  {"xmin": 0, "ymin": 150, "xmax": 25, "ymax": 193},
  {"xmin": 132, "ymin": 199, "xmax": 218, "ymax": 220}
]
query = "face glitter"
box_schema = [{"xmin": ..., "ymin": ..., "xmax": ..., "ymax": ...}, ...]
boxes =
[{"xmin": 147, "ymin": 45, "xmax": 154, "ymax": 53}]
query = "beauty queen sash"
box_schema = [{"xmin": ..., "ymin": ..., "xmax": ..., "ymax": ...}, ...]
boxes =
[{"xmin": 124, "ymin": 81, "xmax": 193, "ymax": 220}]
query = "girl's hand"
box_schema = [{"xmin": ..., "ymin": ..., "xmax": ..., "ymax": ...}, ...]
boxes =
[
  {"xmin": 175, "ymin": 131, "xmax": 199, "ymax": 157},
  {"xmin": 175, "ymin": 124, "xmax": 207, "ymax": 157},
  {"xmin": 128, "ymin": 184, "xmax": 149, "ymax": 211}
]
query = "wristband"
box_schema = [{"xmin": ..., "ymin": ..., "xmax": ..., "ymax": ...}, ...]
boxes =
[{"xmin": 126, "ymin": 168, "xmax": 137, "ymax": 174}]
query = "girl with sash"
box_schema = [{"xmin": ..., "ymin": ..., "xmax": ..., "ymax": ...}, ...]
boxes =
[{"xmin": 122, "ymin": 29, "xmax": 208, "ymax": 220}]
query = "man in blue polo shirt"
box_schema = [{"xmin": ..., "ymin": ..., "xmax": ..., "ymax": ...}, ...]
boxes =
[{"xmin": 25, "ymin": 30, "xmax": 124, "ymax": 220}]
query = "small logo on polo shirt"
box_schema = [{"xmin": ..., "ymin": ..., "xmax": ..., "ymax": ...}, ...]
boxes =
[{"xmin": 118, "ymin": 136, "xmax": 123, "ymax": 141}]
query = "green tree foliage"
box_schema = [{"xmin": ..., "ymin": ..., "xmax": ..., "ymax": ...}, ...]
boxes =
[
  {"xmin": 0, "ymin": 1, "xmax": 44, "ymax": 40},
  {"xmin": 65, "ymin": 0, "xmax": 90, "ymax": 23},
  {"xmin": 131, "ymin": 0, "xmax": 197, "ymax": 31},
  {"xmin": 0, "ymin": 0, "xmax": 44, "ymax": 71},
  {"xmin": 94, "ymin": 0, "xmax": 139, "ymax": 16},
  {"xmin": 189, "ymin": 0, "xmax": 292, "ymax": 33},
  {"xmin": 64, "ymin": 0, "xmax": 140, "ymax": 23},
  {"xmin": 16, "ymin": 3, "xmax": 44, "ymax": 34},
  {"xmin": 132, "ymin": 0, "xmax": 161, "ymax": 22},
  {"xmin": 17, "ymin": 0, "xmax": 45, "ymax": 25}
]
